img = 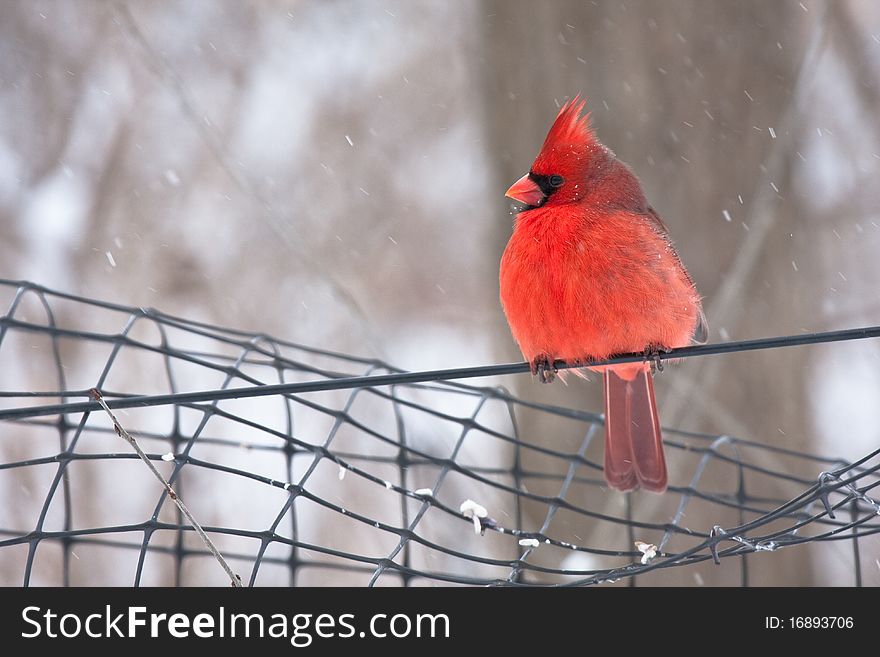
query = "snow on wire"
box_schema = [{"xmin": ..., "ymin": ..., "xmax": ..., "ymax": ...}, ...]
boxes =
[{"xmin": 0, "ymin": 279, "xmax": 878, "ymax": 586}]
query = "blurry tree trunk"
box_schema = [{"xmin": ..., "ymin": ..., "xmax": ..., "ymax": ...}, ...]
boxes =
[{"xmin": 481, "ymin": 0, "xmax": 824, "ymax": 584}]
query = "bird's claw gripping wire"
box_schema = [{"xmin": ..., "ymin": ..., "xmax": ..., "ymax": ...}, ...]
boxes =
[
  {"xmin": 531, "ymin": 355, "xmax": 558, "ymax": 383},
  {"xmin": 644, "ymin": 345, "xmax": 670, "ymax": 374}
]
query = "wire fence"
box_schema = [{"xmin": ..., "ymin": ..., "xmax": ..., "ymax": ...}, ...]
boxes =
[{"xmin": 0, "ymin": 279, "xmax": 878, "ymax": 586}]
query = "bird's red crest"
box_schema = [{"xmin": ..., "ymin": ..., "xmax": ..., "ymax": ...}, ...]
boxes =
[{"xmin": 531, "ymin": 96, "xmax": 597, "ymax": 176}]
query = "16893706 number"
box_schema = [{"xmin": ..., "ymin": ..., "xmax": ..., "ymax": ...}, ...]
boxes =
[{"xmin": 790, "ymin": 617, "xmax": 853, "ymax": 629}]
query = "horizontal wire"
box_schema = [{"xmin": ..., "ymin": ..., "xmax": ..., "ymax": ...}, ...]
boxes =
[{"xmin": 0, "ymin": 324, "xmax": 878, "ymax": 421}]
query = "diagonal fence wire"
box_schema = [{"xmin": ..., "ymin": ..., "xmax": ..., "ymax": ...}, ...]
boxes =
[{"xmin": 0, "ymin": 279, "xmax": 878, "ymax": 586}]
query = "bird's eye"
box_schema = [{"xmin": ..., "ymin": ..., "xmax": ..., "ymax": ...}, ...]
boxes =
[{"xmin": 549, "ymin": 174, "xmax": 565, "ymax": 188}]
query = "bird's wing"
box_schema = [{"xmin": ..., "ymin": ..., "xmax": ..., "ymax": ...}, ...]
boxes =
[
  {"xmin": 644, "ymin": 206, "xmax": 708, "ymax": 344},
  {"xmin": 644, "ymin": 206, "xmax": 670, "ymax": 235},
  {"xmin": 692, "ymin": 306, "xmax": 709, "ymax": 345}
]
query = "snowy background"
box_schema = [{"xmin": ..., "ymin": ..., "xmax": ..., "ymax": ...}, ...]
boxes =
[{"xmin": 2, "ymin": 0, "xmax": 880, "ymax": 585}]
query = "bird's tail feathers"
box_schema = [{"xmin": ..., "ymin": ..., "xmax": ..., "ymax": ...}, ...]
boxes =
[{"xmin": 603, "ymin": 364, "xmax": 667, "ymax": 493}]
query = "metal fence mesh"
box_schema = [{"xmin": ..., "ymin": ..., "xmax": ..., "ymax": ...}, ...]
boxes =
[{"xmin": 1, "ymin": 280, "xmax": 877, "ymax": 586}]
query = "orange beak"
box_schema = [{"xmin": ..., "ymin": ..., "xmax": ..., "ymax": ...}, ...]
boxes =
[{"xmin": 505, "ymin": 173, "xmax": 545, "ymax": 207}]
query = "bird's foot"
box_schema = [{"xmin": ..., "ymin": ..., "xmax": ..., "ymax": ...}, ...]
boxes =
[
  {"xmin": 531, "ymin": 355, "xmax": 558, "ymax": 383},
  {"xmin": 644, "ymin": 345, "xmax": 671, "ymax": 374}
]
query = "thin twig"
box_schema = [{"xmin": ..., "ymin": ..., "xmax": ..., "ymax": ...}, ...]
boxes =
[{"xmin": 88, "ymin": 388, "xmax": 243, "ymax": 587}]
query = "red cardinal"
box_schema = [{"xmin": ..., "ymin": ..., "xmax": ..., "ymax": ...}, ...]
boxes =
[{"xmin": 499, "ymin": 97, "xmax": 706, "ymax": 493}]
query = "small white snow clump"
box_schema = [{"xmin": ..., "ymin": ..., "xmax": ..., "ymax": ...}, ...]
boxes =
[
  {"xmin": 459, "ymin": 499, "xmax": 488, "ymax": 535},
  {"xmin": 635, "ymin": 541, "xmax": 658, "ymax": 565}
]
